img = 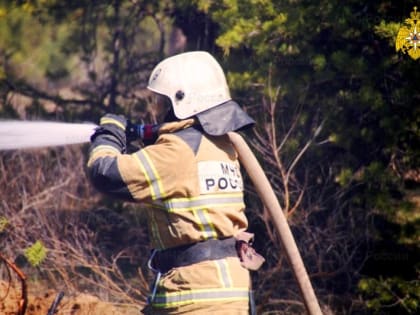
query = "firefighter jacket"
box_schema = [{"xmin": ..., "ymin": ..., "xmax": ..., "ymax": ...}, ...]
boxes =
[{"xmin": 87, "ymin": 114, "xmax": 251, "ymax": 314}]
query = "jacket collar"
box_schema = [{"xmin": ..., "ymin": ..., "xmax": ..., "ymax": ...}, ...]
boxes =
[{"xmin": 159, "ymin": 118, "xmax": 197, "ymax": 135}]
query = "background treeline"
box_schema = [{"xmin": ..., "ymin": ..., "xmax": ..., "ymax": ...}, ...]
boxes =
[{"xmin": 0, "ymin": 1, "xmax": 419, "ymax": 314}]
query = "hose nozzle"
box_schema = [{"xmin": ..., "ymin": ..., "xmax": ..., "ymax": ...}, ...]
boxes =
[{"xmin": 126, "ymin": 121, "xmax": 160, "ymax": 145}]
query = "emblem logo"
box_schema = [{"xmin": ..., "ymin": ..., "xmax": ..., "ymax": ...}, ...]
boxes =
[
  {"xmin": 150, "ymin": 68, "xmax": 162, "ymax": 83},
  {"xmin": 396, "ymin": 6, "xmax": 419, "ymax": 60}
]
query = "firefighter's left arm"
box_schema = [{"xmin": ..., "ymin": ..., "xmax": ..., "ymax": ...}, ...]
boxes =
[{"xmin": 87, "ymin": 114, "xmax": 134, "ymax": 199}]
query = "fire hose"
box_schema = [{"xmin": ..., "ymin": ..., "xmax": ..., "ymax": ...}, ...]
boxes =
[{"xmin": 228, "ymin": 132, "xmax": 323, "ymax": 315}]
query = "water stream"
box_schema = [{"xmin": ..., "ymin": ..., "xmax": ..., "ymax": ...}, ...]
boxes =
[{"xmin": 0, "ymin": 121, "xmax": 98, "ymax": 150}]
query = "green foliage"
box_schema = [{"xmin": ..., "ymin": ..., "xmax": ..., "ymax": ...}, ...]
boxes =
[
  {"xmin": 0, "ymin": 0, "xmax": 173, "ymax": 119},
  {"xmin": 336, "ymin": 168, "xmax": 354, "ymax": 187},
  {"xmin": 180, "ymin": 0, "xmax": 419, "ymax": 173},
  {"xmin": 374, "ymin": 21, "xmax": 402, "ymax": 45},
  {"xmin": 24, "ymin": 240, "xmax": 48, "ymax": 267},
  {"xmin": 0, "ymin": 1, "xmax": 73, "ymax": 82},
  {"xmin": 358, "ymin": 277, "xmax": 420, "ymax": 314},
  {"xmin": 311, "ymin": 54, "xmax": 327, "ymax": 71}
]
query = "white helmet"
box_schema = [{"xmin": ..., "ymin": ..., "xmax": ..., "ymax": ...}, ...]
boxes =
[
  {"xmin": 147, "ymin": 51, "xmax": 254, "ymax": 135},
  {"xmin": 147, "ymin": 51, "xmax": 231, "ymax": 119}
]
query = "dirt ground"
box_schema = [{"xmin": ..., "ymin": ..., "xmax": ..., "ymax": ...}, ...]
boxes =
[{"xmin": 0, "ymin": 280, "xmax": 140, "ymax": 315}]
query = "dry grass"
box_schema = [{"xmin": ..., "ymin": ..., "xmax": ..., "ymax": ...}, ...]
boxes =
[{"xmin": 0, "ymin": 145, "xmax": 151, "ymax": 314}]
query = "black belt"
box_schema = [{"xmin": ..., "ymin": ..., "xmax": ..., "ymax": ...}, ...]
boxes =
[{"xmin": 151, "ymin": 237, "xmax": 238, "ymax": 273}]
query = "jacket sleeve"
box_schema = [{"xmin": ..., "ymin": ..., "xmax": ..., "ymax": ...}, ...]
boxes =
[{"xmin": 87, "ymin": 114, "xmax": 134, "ymax": 200}]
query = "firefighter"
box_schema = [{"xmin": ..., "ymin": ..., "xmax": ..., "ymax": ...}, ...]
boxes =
[{"xmin": 87, "ymin": 51, "xmax": 263, "ymax": 314}]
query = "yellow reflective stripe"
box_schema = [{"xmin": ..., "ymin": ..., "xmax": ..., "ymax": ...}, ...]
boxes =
[
  {"xmin": 141, "ymin": 151, "xmax": 165, "ymax": 198},
  {"xmin": 133, "ymin": 153, "xmax": 155, "ymax": 199},
  {"xmin": 194, "ymin": 209, "xmax": 217, "ymax": 239},
  {"xmin": 100, "ymin": 117, "xmax": 125, "ymax": 130},
  {"xmin": 133, "ymin": 151, "xmax": 165, "ymax": 200},
  {"xmin": 90, "ymin": 144, "xmax": 120, "ymax": 155},
  {"xmin": 143, "ymin": 151, "xmax": 165, "ymax": 195},
  {"xmin": 163, "ymin": 193, "xmax": 244, "ymax": 213},
  {"xmin": 214, "ymin": 259, "xmax": 232, "ymax": 288},
  {"xmin": 87, "ymin": 144, "xmax": 120, "ymax": 166},
  {"xmin": 153, "ymin": 288, "xmax": 249, "ymax": 307}
]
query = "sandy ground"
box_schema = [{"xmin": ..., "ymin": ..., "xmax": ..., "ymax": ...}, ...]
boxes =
[{"xmin": 0, "ymin": 280, "xmax": 140, "ymax": 315}]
